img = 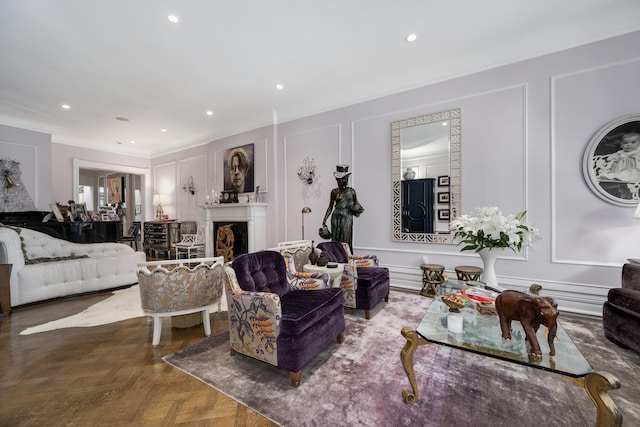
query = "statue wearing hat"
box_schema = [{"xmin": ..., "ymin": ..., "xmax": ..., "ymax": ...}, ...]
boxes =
[{"xmin": 321, "ymin": 164, "xmax": 364, "ymax": 250}]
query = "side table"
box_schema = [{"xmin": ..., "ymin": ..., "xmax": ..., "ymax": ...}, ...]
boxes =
[
  {"xmin": 454, "ymin": 265, "xmax": 483, "ymax": 282},
  {"xmin": 420, "ymin": 264, "xmax": 445, "ymax": 297},
  {"xmin": 303, "ymin": 263, "xmax": 345, "ymax": 288},
  {"xmin": 0, "ymin": 264, "xmax": 12, "ymax": 317}
]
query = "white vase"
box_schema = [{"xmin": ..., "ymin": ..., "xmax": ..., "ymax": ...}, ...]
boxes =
[{"xmin": 478, "ymin": 248, "xmax": 504, "ymax": 288}]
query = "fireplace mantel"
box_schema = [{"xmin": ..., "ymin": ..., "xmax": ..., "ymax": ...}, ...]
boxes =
[{"xmin": 203, "ymin": 203, "xmax": 267, "ymax": 257}]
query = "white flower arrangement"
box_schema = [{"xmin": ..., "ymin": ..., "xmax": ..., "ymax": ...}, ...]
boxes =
[{"xmin": 449, "ymin": 206, "xmax": 540, "ymax": 252}]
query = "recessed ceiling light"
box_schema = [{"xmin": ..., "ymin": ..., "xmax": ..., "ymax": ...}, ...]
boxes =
[
  {"xmin": 405, "ymin": 34, "xmax": 417, "ymax": 42},
  {"xmin": 442, "ymin": 122, "xmax": 448, "ymax": 126},
  {"xmin": 115, "ymin": 116, "xmax": 130, "ymax": 122},
  {"xmin": 61, "ymin": 104, "xmax": 71, "ymax": 109},
  {"xmin": 116, "ymin": 141, "xmax": 122, "ymax": 145},
  {"xmin": 161, "ymin": 128, "xmax": 167, "ymax": 133},
  {"xmin": 206, "ymin": 110, "xmax": 214, "ymax": 116},
  {"xmin": 275, "ymin": 83, "xmax": 284, "ymax": 90},
  {"xmin": 167, "ymin": 14, "xmax": 179, "ymax": 23}
]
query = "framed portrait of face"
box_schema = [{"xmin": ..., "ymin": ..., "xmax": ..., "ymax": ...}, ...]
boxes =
[
  {"xmin": 583, "ymin": 115, "xmax": 640, "ymax": 206},
  {"xmin": 223, "ymin": 143, "xmax": 254, "ymax": 193}
]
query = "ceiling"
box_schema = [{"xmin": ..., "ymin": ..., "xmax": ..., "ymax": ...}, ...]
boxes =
[{"xmin": 1, "ymin": 1, "xmax": 639, "ymax": 158}]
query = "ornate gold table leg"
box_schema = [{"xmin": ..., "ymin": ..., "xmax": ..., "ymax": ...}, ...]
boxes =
[
  {"xmin": 564, "ymin": 371, "xmax": 622, "ymax": 427},
  {"xmin": 400, "ymin": 327, "xmax": 429, "ymax": 404}
]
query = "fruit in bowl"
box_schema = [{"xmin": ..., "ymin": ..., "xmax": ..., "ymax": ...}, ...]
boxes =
[{"xmin": 441, "ymin": 294, "xmax": 469, "ymax": 312}]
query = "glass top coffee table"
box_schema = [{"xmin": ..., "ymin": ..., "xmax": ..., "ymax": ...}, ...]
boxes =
[{"xmin": 400, "ymin": 281, "xmax": 622, "ymax": 427}]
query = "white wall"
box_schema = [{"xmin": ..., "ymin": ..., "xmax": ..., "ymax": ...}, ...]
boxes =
[
  {"xmin": 0, "ymin": 124, "xmax": 51, "ymax": 209},
  {"xmin": 155, "ymin": 31, "xmax": 640, "ymax": 315}
]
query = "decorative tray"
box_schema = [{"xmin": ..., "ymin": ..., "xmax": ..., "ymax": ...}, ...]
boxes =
[{"xmin": 441, "ymin": 294, "xmax": 469, "ymax": 312}]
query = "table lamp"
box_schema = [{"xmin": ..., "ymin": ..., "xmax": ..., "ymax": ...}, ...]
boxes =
[{"xmin": 153, "ymin": 194, "xmax": 167, "ymax": 220}]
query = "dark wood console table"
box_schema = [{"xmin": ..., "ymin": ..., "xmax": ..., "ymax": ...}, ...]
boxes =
[{"xmin": 0, "ymin": 211, "xmax": 122, "ymax": 243}]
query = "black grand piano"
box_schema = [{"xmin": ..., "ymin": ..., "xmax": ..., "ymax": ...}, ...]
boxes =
[{"xmin": 0, "ymin": 211, "xmax": 123, "ymax": 243}]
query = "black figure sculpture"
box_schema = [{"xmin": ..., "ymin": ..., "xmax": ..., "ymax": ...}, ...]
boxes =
[{"xmin": 321, "ymin": 164, "xmax": 364, "ymax": 251}]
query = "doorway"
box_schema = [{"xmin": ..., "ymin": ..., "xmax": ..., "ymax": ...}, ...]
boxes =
[{"xmin": 72, "ymin": 159, "xmax": 150, "ymax": 232}]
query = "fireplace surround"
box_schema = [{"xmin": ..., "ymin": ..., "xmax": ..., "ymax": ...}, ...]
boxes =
[{"xmin": 203, "ymin": 203, "xmax": 267, "ymax": 259}]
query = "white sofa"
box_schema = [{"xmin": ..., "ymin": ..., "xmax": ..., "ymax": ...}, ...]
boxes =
[{"xmin": 0, "ymin": 225, "xmax": 146, "ymax": 306}]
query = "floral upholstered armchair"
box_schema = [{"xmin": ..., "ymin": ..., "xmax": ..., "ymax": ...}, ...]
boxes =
[
  {"xmin": 273, "ymin": 240, "xmax": 331, "ymax": 290},
  {"xmin": 137, "ymin": 257, "xmax": 224, "ymax": 346},
  {"xmin": 224, "ymin": 250, "xmax": 345, "ymax": 387},
  {"xmin": 334, "ymin": 241, "xmax": 378, "ymax": 268},
  {"xmin": 317, "ymin": 241, "xmax": 390, "ymax": 319}
]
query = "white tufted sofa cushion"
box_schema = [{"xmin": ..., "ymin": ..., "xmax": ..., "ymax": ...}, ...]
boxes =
[
  {"xmin": 0, "ymin": 226, "xmax": 146, "ymax": 306},
  {"xmin": 21, "ymin": 228, "xmax": 129, "ymax": 260}
]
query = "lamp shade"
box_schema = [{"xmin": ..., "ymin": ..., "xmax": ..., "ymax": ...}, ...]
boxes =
[{"xmin": 153, "ymin": 194, "xmax": 166, "ymax": 206}]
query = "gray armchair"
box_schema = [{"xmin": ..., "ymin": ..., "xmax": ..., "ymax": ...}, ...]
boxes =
[{"xmin": 137, "ymin": 257, "xmax": 224, "ymax": 346}]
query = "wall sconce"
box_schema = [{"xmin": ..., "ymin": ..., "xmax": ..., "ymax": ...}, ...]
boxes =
[
  {"xmin": 301, "ymin": 206, "xmax": 311, "ymax": 239},
  {"xmin": 297, "ymin": 157, "xmax": 316, "ymax": 184},
  {"xmin": 153, "ymin": 193, "xmax": 167, "ymax": 220},
  {"xmin": 3, "ymin": 172, "xmax": 19, "ymax": 189},
  {"xmin": 182, "ymin": 176, "xmax": 195, "ymax": 195}
]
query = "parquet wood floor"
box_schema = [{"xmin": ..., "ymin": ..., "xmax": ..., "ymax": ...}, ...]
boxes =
[{"xmin": 0, "ymin": 289, "xmax": 278, "ymax": 427}]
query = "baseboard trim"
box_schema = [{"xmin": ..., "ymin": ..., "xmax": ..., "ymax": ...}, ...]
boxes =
[{"xmin": 386, "ymin": 264, "xmax": 606, "ymax": 317}]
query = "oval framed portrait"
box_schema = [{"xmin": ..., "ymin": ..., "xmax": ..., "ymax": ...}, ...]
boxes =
[{"xmin": 582, "ymin": 115, "xmax": 640, "ymax": 206}]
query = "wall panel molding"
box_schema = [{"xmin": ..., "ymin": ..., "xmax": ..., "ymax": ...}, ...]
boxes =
[
  {"xmin": 1, "ymin": 140, "xmax": 37, "ymax": 205},
  {"xmin": 153, "ymin": 161, "xmax": 177, "ymax": 219},
  {"xmin": 387, "ymin": 265, "xmax": 608, "ymax": 317},
  {"xmin": 282, "ymin": 124, "xmax": 342, "ymax": 242},
  {"xmin": 178, "ymin": 154, "xmax": 207, "ymax": 220},
  {"xmin": 550, "ymin": 57, "xmax": 640, "ymax": 266}
]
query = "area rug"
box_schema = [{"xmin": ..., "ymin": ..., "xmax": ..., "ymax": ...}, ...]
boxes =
[
  {"xmin": 164, "ymin": 290, "xmax": 640, "ymax": 427},
  {"xmin": 20, "ymin": 285, "xmax": 228, "ymax": 335},
  {"xmin": 19, "ymin": 285, "xmax": 146, "ymax": 335}
]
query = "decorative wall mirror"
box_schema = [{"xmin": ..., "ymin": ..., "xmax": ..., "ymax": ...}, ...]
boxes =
[
  {"xmin": 583, "ymin": 115, "xmax": 640, "ymax": 206},
  {"xmin": 392, "ymin": 108, "xmax": 461, "ymax": 243}
]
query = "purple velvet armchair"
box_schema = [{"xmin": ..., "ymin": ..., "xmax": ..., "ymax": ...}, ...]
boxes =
[
  {"xmin": 224, "ymin": 250, "xmax": 345, "ymax": 387},
  {"xmin": 603, "ymin": 263, "xmax": 640, "ymax": 353},
  {"xmin": 317, "ymin": 241, "xmax": 390, "ymax": 319}
]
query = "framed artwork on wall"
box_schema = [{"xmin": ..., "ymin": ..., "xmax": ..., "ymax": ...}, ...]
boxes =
[
  {"xmin": 223, "ymin": 143, "xmax": 254, "ymax": 193},
  {"xmin": 437, "ymin": 192, "xmax": 450, "ymax": 203},
  {"xmin": 583, "ymin": 115, "xmax": 640, "ymax": 206},
  {"xmin": 438, "ymin": 209, "xmax": 450, "ymax": 220},
  {"xmin": 107, "ymin": 177, "xmax": 124, "ymax": 204},
  {"xmin": 437, "ymin": 175, "xmax": 450, "ymax": 187}
]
